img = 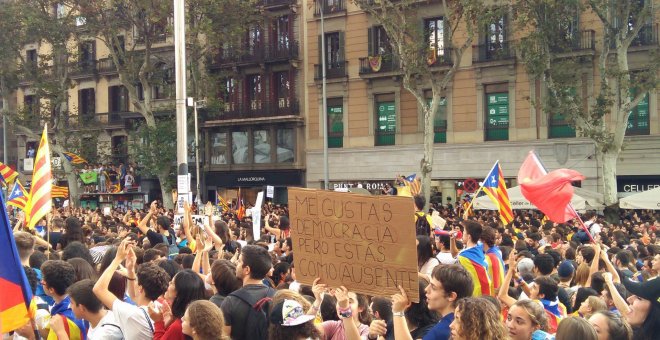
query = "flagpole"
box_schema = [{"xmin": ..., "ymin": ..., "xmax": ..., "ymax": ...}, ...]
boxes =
[{"xmin": 463, "ymin": 160, "xmax": 499, "ymax": 219}]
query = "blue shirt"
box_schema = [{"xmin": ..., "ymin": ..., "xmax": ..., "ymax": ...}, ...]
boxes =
[
  {"xmin": 422, "ymin": 312, "xmax": 454, "ymax": 340},
  {"xmin": 33, "ymin": 268, "xmax": 55, "ymax": 306}
]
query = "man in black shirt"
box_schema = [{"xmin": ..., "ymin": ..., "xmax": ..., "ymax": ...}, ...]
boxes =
[
  {"xmin": 48, "ymin": 217, "xmax": 64, "ymax": 250},
  {"xmin": 221, "ymin": 245, "xmax": 274, "ymax": 340},
  {"xmin": 136, "ymin": 201, "xmax": 176, "ymax": 251}
]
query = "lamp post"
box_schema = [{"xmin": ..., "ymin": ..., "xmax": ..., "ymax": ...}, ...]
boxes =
[
  {"xmin": 174, "ymin": 0, "xmax": 188, "ymax": 177},
  {"xmin": 188, "ymin": 98, "xmax": 205, "ymax": 205},
  {"xmin": 320, "ymin": 0, "xmax": 329, "ymax": 190}
]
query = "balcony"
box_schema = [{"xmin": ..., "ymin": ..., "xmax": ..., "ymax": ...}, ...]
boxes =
[
  {"xmin": 427, "ymin": 48, "xmax": 454, "ymax": 67},
  {"xmin": 218, "ymin": 97, "xmax": 300, "ymax": 120},
  {"xmin": 263, "ymin": 0, "xmax": 295, "ymax": 8},
  {"xmin": 473, "ymin": 42, "xmax": 515, "ymax": 63},
  {"xmin": 314, "ymin": 0, "xmax": 346, "ymax": 16},
  {"xmin": 212, "ymin": 45, "xmax": 265, "ymax": 66},
  {"xmin": 550, "ymin": 30, "xmax": 595, "ymax": 53},
  {"xmin": 266, "ymin": 40, "xmax": 299, "ymax": 62},
  {"xmin": 97, "ymin": 58, "xmax": 118, "ymax": 74},
  {"xmin": 70, "ymin": 60, "xmax": 98, "ymax": 79},
  {"xmin": 315, "ymin": 61, "xmax": 348, "ymax": 80},
  {"xmin": 19, "ymin": 65, "xmax": 53, "ymax": 85},
  {"xmin": 359, "ymin": 54, "xmax": 400, "ymax": 75}
]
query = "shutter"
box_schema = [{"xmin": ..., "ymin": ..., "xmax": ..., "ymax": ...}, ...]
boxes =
[
  {"xmin": 367, "ymin": 27, "xmax": 374, "ymax": 56},
  {"xmin": 338, "ymin": 31, "xmax": 345, "ymax": 62},
  {"xmin": 89, "ymin": 89, "xmax": 96, "ymax": 114},
  {"xmin": 108, "ymin": 86, "xmax": 115, "ymax": 112},
  {"xmin": 78, "ymin": 90, "xmax": 83, "ymax": 115}
]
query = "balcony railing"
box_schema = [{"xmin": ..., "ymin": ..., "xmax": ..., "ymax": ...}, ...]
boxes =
[
  {"xmin": 550, "ymin": 30, "xmax": 595, "ymax": 53},
  {"xmin": 267, "ymin": 40, "xmax": 299, "ymax": 61},
  {"xmin": 314, "ymin": 0, "xmax": 346, "ymax": 16},
  {"xmin": 263, "ymin": 0, "xmax": 295, "ymax": 7},
  {"xmin": 218, "ymin": 97, "xmax": 300, "ymax": 120},
  {"xmin": 315, "ymin": 61, "xmax": 348, "ymax": 80},
  {"xmin": 70, "ymin": 60, "xmax": 98, "ymax": 78},
  {"xmin": 214, "ymin": 45, "xmax": 265, "ymax": 65},
  {"xmin": 473, "ymin": 42, "xmax": 515, "ymax": 62},
  {"xmin": 97, "ymin": 58, "xmax": 117, "ymax": 73},
  {"xmin": 359, "ymin": 54, "xmax": 400, "ymax": 75},
  {"xmin": 428, "ymin": 48, "xmax": 454, "ymax": 67}
]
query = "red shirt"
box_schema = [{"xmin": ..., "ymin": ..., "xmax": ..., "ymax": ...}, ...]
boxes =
[{"xmin": 154, "ymin": 318, "xmax": 185, "ymax": 340}]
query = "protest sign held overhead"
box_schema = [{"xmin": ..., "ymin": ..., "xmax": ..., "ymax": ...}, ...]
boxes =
[{"xmin": 288, "ymin": 188, "xmax": 419, "ymax": 302}]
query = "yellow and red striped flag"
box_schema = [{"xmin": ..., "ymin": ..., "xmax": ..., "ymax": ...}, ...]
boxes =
[
  {"xmin": 482, "ymin": 161, "xmax": 514, "ymax": 225},
  {"xmin": 25, "ymin": 125, "xmax": 52, "ymax": 229},
  {"xmin": 404, "ymin": 174, "xmax": 421, "ymax": 196},
  {"xmin": 51, "ymin": 185, "xmax": 69, "ymax": 198},
  {"xmin": 0, "ymin": 161, "xmax": 18, "ymax": 185}
]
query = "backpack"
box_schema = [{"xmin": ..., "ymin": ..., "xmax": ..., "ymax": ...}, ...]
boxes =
[
  {"xmin": 161, "ymin": 234, "xmax": 179, "ymax": 257},
  {"xmin": 229, "ymin": 287, "xmax": 275, "ymax": 340},
  {"xmin": 415, "ymin": 212, "xmax": 431, "ymax": 236}
]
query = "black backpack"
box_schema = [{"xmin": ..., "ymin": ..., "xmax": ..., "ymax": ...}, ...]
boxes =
[
  {"xmin": 229, "ymin": 287, "xmax": 275, "ymax": 340},
  {"xmin": 415, "ymin": 212, "xmax": 432, "ymax": 236}
]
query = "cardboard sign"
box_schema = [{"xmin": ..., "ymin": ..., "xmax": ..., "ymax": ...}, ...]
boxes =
[
  {"xmin": 253, "ymin": 191, "xmax": 264, "ymax": 241},
  {"xmin": 173, "ymin": 214, "xmax": 185, "ymax": 228},
  {"xmin": 266, "ymin": 185, "xmax": 274, "ymax": 198},
  {"xmin": 191, "ymin": 215, "xmax": 207, "ymax": 231},
  {"xmin": 288, "ymin": 188, "xmax": 419, "ymax": 302}
]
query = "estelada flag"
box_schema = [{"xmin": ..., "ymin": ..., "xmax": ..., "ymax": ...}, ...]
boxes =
[
  {"xmin": 0, "ymin": 162, "xmax": 18, "ymax": 185},
  {"xmin": 482, "ymin": 161, "xmax": 514, "ymax": 225},
  {"xmin": 0, "ymin": 191, "xmax": 33, "ymax": 332},
  {"xmin": 7, "ymin": 180, "xmax": 29, "ymax": 211}
]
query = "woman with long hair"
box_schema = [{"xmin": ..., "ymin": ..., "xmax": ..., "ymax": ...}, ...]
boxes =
[
  {"xmin": 505, "ymin": 299, "xmax": 550, "ymax": 340},
  {"xmin": 588, "ymin": 310, "xmax": 633, "ymax": 340},
  {"xmin": 152, "ymin": 269, "xmax": 207, "ymax": 340},
  {"xmin": 449, "ymin": 297, "xmax": 507, "ymax": 340},
  {"xmin": 67, "ymin": 257, "xmax": 98, "ymax": 282},
  {"xmin": 417, "ymin": 235, "xmax": 439, "ymax": 276},
  {"xmin": 555, "ymin": 316, "xmax": 597, "ymax": 340},
  {"xmin": 182, "ymin": 300, "xmax": 227, "ymax": 340},
  {"xmin": 58, "ymin": 216, "xmax": 85, "ymax": 249}
]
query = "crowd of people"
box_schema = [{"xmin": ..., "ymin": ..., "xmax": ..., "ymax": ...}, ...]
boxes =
[
  {"xmin": 75, "ymin": 161, "xmax": 138, "ymax": 194},
  {"xmin": 2, "ymin": 192, "xmax": 659, "ymax": 340}
]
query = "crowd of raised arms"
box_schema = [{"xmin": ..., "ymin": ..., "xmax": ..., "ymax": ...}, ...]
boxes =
[{"xmin": 3, "ymin": 193, "xmax": 659, "ymax": 340}]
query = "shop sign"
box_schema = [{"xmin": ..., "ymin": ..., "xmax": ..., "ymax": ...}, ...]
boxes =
[{"xmin": 330, "ymin": 181, "xmax": 390, "ymax": 191}]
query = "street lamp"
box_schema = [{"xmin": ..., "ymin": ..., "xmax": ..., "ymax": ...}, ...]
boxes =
[
  {"xmin": 188, "ymin": 97, "xmax": 206, "ymax": 205},
  {"xmin": 319, "ymin": 0, "xmax": 329, "ymax": 190}
]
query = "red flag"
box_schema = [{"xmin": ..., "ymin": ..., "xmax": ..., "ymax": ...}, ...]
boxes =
[
  {"xmin": 518, "ymin": 151, "xmax": 547, "ymax": 184},
  {"xmin": 520, "ymin": 169, "xmax": 585, "ymax": 222}
]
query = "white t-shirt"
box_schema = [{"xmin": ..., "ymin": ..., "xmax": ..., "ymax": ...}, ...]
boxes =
[
  {"xmin": 112, "ymin": 299, "xmax": 153, "ymax": 340},
  {"xmin": 420, "ymin": 258, "xmax": 440, "ymax": 277},
  {"xmin": 88, "ymin": 310, "xmax": 123, "ymax": 340},
  {"xmin": 436, "ymin": 252, "xmax": 457, "ymax": 265}
]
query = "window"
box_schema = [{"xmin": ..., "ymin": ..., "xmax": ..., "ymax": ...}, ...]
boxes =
[
  {"xmin": 425, "ymin": 18, "xmax": 445, "ymax": 57},
  {"xmin": 109, "ymin": 85, "xmax": 129, "ymax": 112},
  {"xmin": 487, "ymin": 16, "xmax": 506, "ymax": 48},
  {"xmin": 548, "ymin": 88, "xmax": 577, "ymax": 138},
  {"xmin": 78, "ymin": 88, "xmax": 95, "ymax": 123},
  {"xmin": 254, "ymin": 130, "xmax": 271, "ymax": 163},
  {"xmin": 210, "ymin": 132, "xmax": 228, "ymax": 165},
  {"xmin": 111, "ymin": 135, "xmax": 128, "ymax": 163},
  {"xmin": 246, "ymin": 25, "xmax": 262, "ymax": 55},
  {"xmin": 368, "ymin": 26, "xmax": 391, "ymax": 56},
  {"xmin": 627, "ymin": 92, "xmax": 650, "ymax": 135},
  {"xmin": 277, "ymin": 129, "xmax": 294, "ymax": 163},
  {"xmin": 326, "ymin": 32, "xmax": 342, "ymax": 67},
  {"xmin": 223, "ymin": 78, "xmax": 238, "ymax": 112},
  {"xmin": 484, "ymin": 87, "xmax": 509, "ymax": 141},
  {"xmin": 246, "ymin": 74, "xmax": 263, "ymax": 112},
  {"xmin": 327, "ymin": 98, "xmax": 343, "ymax": 148},
  {"xmin": 273, "ymin": 15, "xmax": 290, "ymax": 52},
  {"xmin": 24, "ymin": 95, "xmax": 38, "ymax": 115},
  {"xmin": 79, "ymin": 41, "xmax": 96, "ymax": 69},
  {"xmin": 152, "ymin": 63, "xmax": 173, "ymax": 100},
  {"xmin": 375, "ymin": 94, "xmax": 396, "ymax": 146},
  {"xmin": 26, "ymin": 49, "xmax": 38, "ymax": 70},
  {"xmin": 274, "ymin": 71, "xmax": 292, "ymax": 110},
  {"xmin": 232, "ymin": 131, "xmax": 249, "ymax": 164}
]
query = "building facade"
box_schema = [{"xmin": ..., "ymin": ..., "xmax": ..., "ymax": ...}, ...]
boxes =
[{"xmin": 303, "ymin": 0, "xmax": 660, "ymax": 203}]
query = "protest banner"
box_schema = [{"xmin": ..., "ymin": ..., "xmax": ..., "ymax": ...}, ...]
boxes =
[
  {"xmin": 288, "ymin": 188, "xmax": 419, "ymax": 302},
  {"xmin": 79, "ymin": 171, "xmax": 97, "ymax": 184}
]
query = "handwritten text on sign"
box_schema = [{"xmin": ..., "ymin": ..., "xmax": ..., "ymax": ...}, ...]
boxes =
[{"xmin": 289, "ymin": 188, "xmax": 419, "ymax": 302}]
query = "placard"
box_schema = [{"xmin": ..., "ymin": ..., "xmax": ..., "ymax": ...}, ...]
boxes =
[
  {"xmin": 266, "ymin": 185, "xmax": 274, "ymax": 198},
  {"xmin": 176, "ymin": 193, "xmax": 192, "ymax": 214},
  {"xmin": 177, "ymin": 174, "xmax": 190, "ymax": 193},
  {"xmin": 253, "ymin": 191, "xmax": 264, "ymax": 241},
  {"xmin": 288, "ymin": 188, "xmax": 419, "ymax": 302},
  {"xmin": 191, "ymin": 215, "xmax": 207, "ymax": 230},
  {"xmin": 173, "ymin": 214, "xmax": 184, "ymax": 228}
]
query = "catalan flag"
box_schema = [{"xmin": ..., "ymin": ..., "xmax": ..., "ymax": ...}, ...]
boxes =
[
  {"xmin": 0, "ymin": 162, "xmax": 18, "ymax": 185},
  {"xmin": 51, "ymin": 185, "xmax": 69, "ymax": 198},
  {"xmin": 457, "ymin": 243, "xmax": 492, "ymax": 296},
  {"xmin": 540, "ymin": 298, "xmax": 567, "ymax": 334},
  {"xmin": 216, "ymin": 192, "xmax": 229, "ymax": 212},
  {"xmin": 482, "ymin": 161, "xmax": 514, "ymax": 225},
  {"xmin": 404, "ymin": 174, "xmax": 421, "ymax": 196},
  {"xmin": 7, "ymin": 181, "xmax": 29, "ymax": 211},
  {"xmin": 47, "ymin": 297, "xmax": 89, "ymax": 340},
  {"xmin": 26, "ymin": 124, "xmax": 52, "ymax": 230},
  {"xmin": 0, "ymin": 193, "xmax": 33, "ymax": 333},
  {"xmin": 485, "ymin": 246, "xmax": 505, "ymax": 291},
  {"xmin": 236, "ymin": 188, "xmax": 245, "ymax": 220},
  {"xmin": 62, "ymin": 152, "xmax": 87, "ymax": 165}
]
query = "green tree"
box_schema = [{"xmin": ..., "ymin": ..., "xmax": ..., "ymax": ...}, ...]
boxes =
[
  {"xmin": 352, "ymin": 0, "xmax": 503, "ymax": 209},
  {"xmin": 515, "ymin": 0, "xmax": 659, "ymax": 209}
]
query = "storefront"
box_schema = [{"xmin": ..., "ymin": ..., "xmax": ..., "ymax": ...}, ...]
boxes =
[
  {"xmin": 617, "ymin": 176, "xmax": 660, "ymax": 198},
  {"xmin": 206, "ymin": 169, "xmax": 304, "ymax": 205}
]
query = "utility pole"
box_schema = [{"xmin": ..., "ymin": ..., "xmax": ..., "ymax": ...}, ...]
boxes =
[
  {"xmin": 174, "ymin": 0, "xmax": 188, "ymax": 177},
  {"xmin": 188, "ymin": 97, "xmax": 205, "ymax": 205},
  {"xmin": 320, "ymin": 0, "xmax": 329, "ymax": 190}
]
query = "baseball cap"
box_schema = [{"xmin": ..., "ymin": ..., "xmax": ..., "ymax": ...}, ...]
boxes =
[
  {"xmin": 557, "ymin": 260, "xmax": 575, "ymax": 279},
  {"xmin": 518, "ymin": 258, "xmax": 535, "ymax": 276},
  {"xmin": 622, "ymin": 277, "xmax": 660, "ymax": 307},
  {"xmin": 269, "ymin": 299, "xmax": 316, "ymax": 326}
]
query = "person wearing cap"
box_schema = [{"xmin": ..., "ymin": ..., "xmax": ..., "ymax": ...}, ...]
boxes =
[
  {"xmin": 603, "ymin": 272, "xmax": 660, "ymax": 340},
  {"xmin": 269, "ymin": 299, "xmax": 320, "ymax": 340},
  {"xmin": 557, "ymin": 260, "xmax": 576, "ymax": 313}
]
